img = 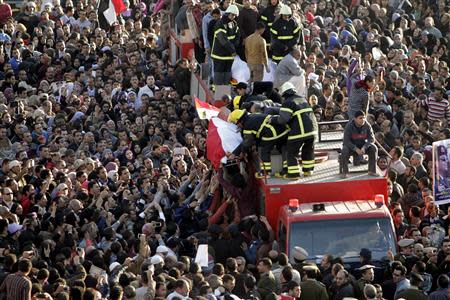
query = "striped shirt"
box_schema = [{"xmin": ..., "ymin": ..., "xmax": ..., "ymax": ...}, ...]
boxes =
[
  {"xmin": 416, "ymin": 97, "xmax": 450, "ymax": 126},
  {"xmin": 0, "ymin": 272, "xmax": 32, "ymax": 300}
]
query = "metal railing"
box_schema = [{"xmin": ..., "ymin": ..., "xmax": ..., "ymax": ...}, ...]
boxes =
[{"xmin": 317, "ymin": 120, "xmax": 349, "ymax": 143}]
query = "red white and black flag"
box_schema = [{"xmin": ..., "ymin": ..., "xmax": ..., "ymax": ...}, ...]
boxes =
[{"xmin": 98, "ymin": 0, "xmax": 126, "ymax": 29}]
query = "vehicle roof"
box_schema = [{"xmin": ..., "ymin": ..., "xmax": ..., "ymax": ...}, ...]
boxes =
[
  {"xmin": 281, "ymin": 200, "xmax": 391, "ymax": 223},
  {"xmin": 264, "ymin": 130, "xmax": 375, "ymax": 185}
]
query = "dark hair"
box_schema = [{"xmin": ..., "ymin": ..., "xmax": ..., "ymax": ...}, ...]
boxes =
[
  {"xmin": 244, "ymin": 275, "xmax": 256, "ymax": 289},
  {"xmin": 281, "ymin": 266, "xmax": 293, "ymax": 282},
  {"xmin": 18, "ymin": 259, "xmax": 32, "ymax": 273},
  {"xmin": 286, "ymin": 281, "xmax": 300, "ymax": 291},
  {"xmin": 258, "ymin": 258, "xmax": 272, "ymax": 269},
  {"xmin": 394, "ymin": 265, "xmax": 407, "ymax": 276},
  {"xmin": 223, "ymin": 274, "xmax": 235, "ymax": 284},
  {"xmin": 256, "ymin": 22, "xmax": 266, "ymax": 30},
  {"xmin": 437, "ymin": 274, "xmax": 449, "ymax": 289}
]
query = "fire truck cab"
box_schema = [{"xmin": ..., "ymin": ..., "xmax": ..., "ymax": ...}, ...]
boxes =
[{"xmin": 259, "ymin": 131, "xmax": 397, "ymax": 268}]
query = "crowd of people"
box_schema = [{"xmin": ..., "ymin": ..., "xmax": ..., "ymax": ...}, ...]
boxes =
[{"xmin": 0, "ymin": 0, "xmax": 449, "ymax": 299}]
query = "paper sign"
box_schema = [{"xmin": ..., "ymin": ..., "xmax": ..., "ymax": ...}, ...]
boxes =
[{"xmin": 194, "ymin": 244, "xmax": 209, "ymax": 267}]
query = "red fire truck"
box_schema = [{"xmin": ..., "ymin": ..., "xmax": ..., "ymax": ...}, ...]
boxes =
[{"xmin": 259, "ymin": 130, "xmax": 397, "ymax": 267}]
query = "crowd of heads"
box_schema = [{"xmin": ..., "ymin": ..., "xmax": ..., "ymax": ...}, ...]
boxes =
[{"xmin": 0, "ymin": 0, "xmax": 448, "ymax": 298}]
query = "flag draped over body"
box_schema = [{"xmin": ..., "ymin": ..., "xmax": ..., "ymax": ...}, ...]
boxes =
[{"xmin": 206, "ymin": 117, "xmax": 243, "ymax": 169}]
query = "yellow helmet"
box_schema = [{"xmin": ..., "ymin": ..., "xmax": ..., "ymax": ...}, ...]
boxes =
[
  {"xmin": 233, "ymin": 96, "xmax": 241, "ymax": 110},
  {"xmin": 228, "ymin": 109, "xmax": 245, "ymax": 124}
]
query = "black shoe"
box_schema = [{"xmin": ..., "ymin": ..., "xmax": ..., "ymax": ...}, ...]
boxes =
[
  {"xmin": 283, "ymin": 174, "xmax": 301, "ymax": 180},
  {"xmin": 359, "ymin": 159, "xmax": 369, "ymax": 164}
]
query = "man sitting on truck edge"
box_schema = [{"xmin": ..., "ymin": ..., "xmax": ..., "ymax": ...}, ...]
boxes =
[{"xmin": 341, "ymin": 110, "xmax": 378, "ymax": 178}]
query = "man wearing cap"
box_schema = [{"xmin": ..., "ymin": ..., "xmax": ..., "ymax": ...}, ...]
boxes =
[
  {"xmin": 355, "ymin": 265, "xmax": 375, "ymax": 299},
  {"xmin": 341, "ymin": 110, "xmax": 378, "ymax": 178},
  {"xmin": 299, "ymin": 265, "xmax": 328, "ymax": 300},
  {"xmin": 395, "ymin": 272, "xmax": 427, "ymax": 300},
  {"xmin": 291, "ymin": 246, "xmax": 309, "ymax": 274},
  {"xmin": 210, "ymin": 4, "xmax": 240, "ymax": 85},
  {"xmin": 393, "ymin": 238, "xmax": 417, "ymax": 271}
]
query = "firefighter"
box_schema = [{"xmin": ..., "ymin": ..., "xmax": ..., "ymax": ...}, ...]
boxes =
[
  {"xmin": 270, "ymin": 82, "xmax": 317, "ymax": 179},
  {"xmin": 211, "ymin": 5, "xmax": 241, "ymax": 85},
  {"xmin": 270, "ymin": 5, "xmax": 301, "ymax": 64},
  {"xmin": 228, "ymin": 109, "xmax": 289, "ymax": 178},
  {"xmin": 259, "ymin": 0, "xmax": 281, "ymax": 45},
  {"xmin": 230, "ymin": 82, "xmax": 268, "ymax": 111}
]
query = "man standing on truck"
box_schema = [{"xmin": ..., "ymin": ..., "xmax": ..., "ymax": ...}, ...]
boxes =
[
  {"xmin": 211, "ymin": 5, "xmax": 240, "ymax": 85},
  {"xmin": 341, "ymin": 110, "xmax": 378, "ymax": 178},
  {"xmin": 271, "ymin": 82, "xmax": 317, "ymax": 179},
  {"xmin": 228, "ymin": 109, "xmax": 289, "ymax": 178},
  {"xmin": 270, "ymin": 5, "xmax": 301, "ymax": 64}
]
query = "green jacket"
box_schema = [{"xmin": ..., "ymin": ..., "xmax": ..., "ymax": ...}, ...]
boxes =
[
  {"xmin": 257, "ymin": 272, "xmax": 276, "ymax": 300},
  {"xmin": 299, "ymin": 279, "xmax": 328, "ymax": 300},
  {"xmin": 395, "ymin": 288, "xmax": 428, "ymax": 300}
]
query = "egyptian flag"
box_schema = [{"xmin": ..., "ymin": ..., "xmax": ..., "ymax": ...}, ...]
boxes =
[
  {"xmin": 98, "ymin": 0, "xmax": 126, "ymax": 29},
  {"xmin": 195, "ymin": 97, "xmax": 220, "ymax": 120},
  {"xmin": 206, "ymin": 117, "xmax": 243, "ymax": 169}
]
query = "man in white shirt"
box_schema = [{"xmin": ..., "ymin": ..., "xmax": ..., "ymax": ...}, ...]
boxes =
[
  {"xmin": 389, "ymin": 146, "xmax": 406, "ymax": 175},
  {"xmin": 137, "ymin": 75, "xmax": 159, "ymax": 109},
  {"xmin": 74, "ymin": 10, "xmax": 91, "ymax": 31},
  {"xmin": 167, "ymin": 279, "xmax": 190, "ymax": 300}
]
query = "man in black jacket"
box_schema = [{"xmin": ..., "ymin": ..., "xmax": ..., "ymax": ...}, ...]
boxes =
[{"xmin": 341, "ymin": 110, "xmax": 378, "ymax": 178}]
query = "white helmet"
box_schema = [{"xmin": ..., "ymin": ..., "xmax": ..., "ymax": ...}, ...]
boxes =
[
  {"xmin": 279, "ymin": 82, "xmax": 296, "ymax": 95},
  {"xmin": 280, "ymin": 4, "xmax": 292, "ymax": 15},
  {"xmin": 226, "ymin": 4, "xmax": 239, "ymax": 16}
]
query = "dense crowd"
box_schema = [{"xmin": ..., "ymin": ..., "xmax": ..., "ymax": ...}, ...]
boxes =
[{"xmin": 0, "ymin": 0, "xmax": 448, "ymax": 299}]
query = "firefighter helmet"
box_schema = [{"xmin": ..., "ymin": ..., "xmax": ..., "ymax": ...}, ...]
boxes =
[
  {"xmin": 279, "ymin": 82, "xmax": 296, "ymax": 95},
  {"xmin": 280, "ymin": 4, "xmax": 292, "ymax": 15},
  {"xmin": 226, "ymin": 5, "xmax": 239, "ymax": 16},
  {"xmin": 233, "ymin": 96, "xmax": 241, "ymax": 110},
  {"xmin": 228, "ymin": 109, "xmax": 245, "ymax": 124}
]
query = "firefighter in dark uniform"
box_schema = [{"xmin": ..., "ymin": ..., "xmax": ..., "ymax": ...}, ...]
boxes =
[
  {"xmin": 271, "ymin": 82, "xmax": 317, "ymax": 179},
  {"xmin": 229, "ymin": 82, "xmax": 268, "ymax": 111},
  {"xmin": 259, "ymin": 0, "xmax": 281, "ymax": 46},
  {"xmin": 270, "ymin": 5, "xmax": 301, "ymax": 64},
  {"xmin": 211, "ymin": 5, "xmax": 240, "ymax": 85},
  {"xmin": 299, "ymin": 265, "xmax": 328, "ymax": 300},
  {"xmin": 228, "ymin": 109, "xmax": 289, "ymax": 178}
]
